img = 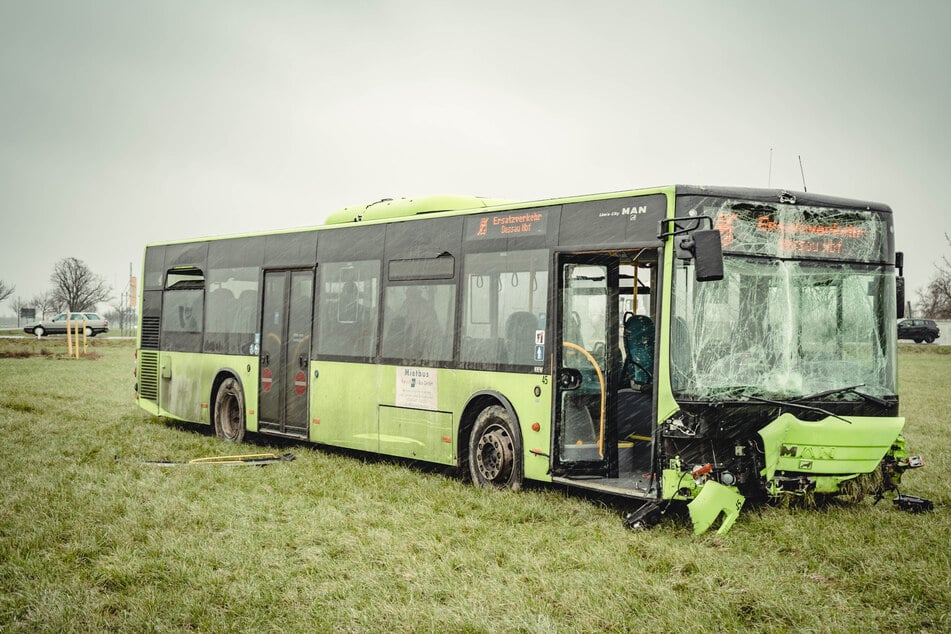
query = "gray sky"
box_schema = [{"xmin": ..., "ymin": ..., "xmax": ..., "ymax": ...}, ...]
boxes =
[{"xmin": 2, "ymin": 0, "xmax": 949, "ymax": 314}]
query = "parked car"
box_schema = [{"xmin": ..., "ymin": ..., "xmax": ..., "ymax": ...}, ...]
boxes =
[
  {"xmin": 24, "ymin": 312, "xmax": 109, "ymax": 337},
  {"xmin": 897, "ymin": 318, "xmax": 940, "ymax": 344}
]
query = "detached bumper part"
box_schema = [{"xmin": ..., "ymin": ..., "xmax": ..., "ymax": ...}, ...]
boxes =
[
  {"xmin": 894, "ymin": 494, "xmax": 933, "ymax": 513},
  {"xmin": 687, "ymin": 481, "xmax": 745, "ymax": 535}
]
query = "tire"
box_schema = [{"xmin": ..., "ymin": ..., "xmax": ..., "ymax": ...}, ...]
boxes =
[
  {"xmin": 468, "ymin": 405, "xmax": 523, "ymax": 491},
  {"xmin": 913, "ymin": 338, "xmax": 922, "ymax": 344},
  {"xmin": 84, "ymin": 326, "xmax": 93, "ymax": 337},
  {"xmin": 926, "ymin": 336, "xmax": 935, "ymax": 344},
  {"xmin": 33, "ymin": 326, "xmax": 45, "ymax": 337},
  {"xmin": 213, "ymin": 377, "xmax": 246, "ymax": 442}
]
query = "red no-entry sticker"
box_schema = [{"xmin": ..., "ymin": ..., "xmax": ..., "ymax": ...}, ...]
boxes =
[
  {"xmin": 261, "ymin": 367, "xmax": 273, "ymax": 392},
  {"xmin": 294, "ymin": 370, "xmax": 307, "ymax": 396}
]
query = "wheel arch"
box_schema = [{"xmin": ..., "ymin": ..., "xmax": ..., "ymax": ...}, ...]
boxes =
[
  {"xmin": 210, "ymin": 367, "xmax": 245, "ymax": 425},
  {"xmin": 458, "ymin": 390, "xmax": 521, "ymax": 470}
]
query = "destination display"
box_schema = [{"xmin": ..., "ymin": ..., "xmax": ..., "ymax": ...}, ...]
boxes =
[
  {"xmin": 464, "ymin": 195, "xmax": 667, "ymax": 245},
  {"xmin": 709, "ymin": 203, "xmax": 890, "ymax": 262},
  {"xmin": 465, "ymin": 209, "xmax": 549, "ymax": 240}
]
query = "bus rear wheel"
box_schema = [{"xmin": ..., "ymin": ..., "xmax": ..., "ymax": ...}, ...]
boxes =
[
  {"xmin": 213, "ymin": 377, "xmax": 246, "ymax": 443},
  {"xmin": 469, "ymin": 405, "xmax": 522, "ymax": 491}
]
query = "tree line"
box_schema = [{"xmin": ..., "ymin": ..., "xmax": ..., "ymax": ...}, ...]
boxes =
[{"xmin": 1, "ymin": 257, "xmax": 112, "ymax": 319}]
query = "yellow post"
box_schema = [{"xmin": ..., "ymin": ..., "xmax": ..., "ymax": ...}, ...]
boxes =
[
  {"xmin": 66, "ymin": 313, "xmax": 73, "ymax": 358},
  {"xmin": 82, "ymin": 316, "xmax": 88, "ymax": 355}
]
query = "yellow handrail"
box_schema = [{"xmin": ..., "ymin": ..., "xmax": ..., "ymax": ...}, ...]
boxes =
[{"xmin": 562, "ymin": 341, "xmax": 606, "ymax": 458}]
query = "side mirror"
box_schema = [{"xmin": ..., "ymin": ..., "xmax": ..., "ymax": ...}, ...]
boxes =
[
  {"xmin": 681, "ymin": 229, "xmax": 724, "ymax": 282},
  {"xmin": 659, "ymin": 216, "xmax": 724, "ymax": 283}
]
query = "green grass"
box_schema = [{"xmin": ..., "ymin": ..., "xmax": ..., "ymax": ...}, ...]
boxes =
[{"xmin": 1, "ymin": 340, "xmax": 949, "ymax": 632}]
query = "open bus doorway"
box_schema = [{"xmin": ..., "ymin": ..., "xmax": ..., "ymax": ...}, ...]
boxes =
[{"xmin": 553, "ymin": 250, "xmax": 658, "ymax": 492}]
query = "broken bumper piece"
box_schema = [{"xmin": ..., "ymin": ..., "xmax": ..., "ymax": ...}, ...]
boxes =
[
  {"xmin": 893, "ymin": 493, "xmax": 933, "ymax": 513},
  {"xmin": 687, "ymin": 481, "xmax": 745, "ymax": 535}
]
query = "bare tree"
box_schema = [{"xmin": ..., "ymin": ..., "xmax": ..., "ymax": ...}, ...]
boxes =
[
  {"xmin": 915, "ymin": 233, "xmax": 951, "ymax": 319},
  {"xmin": 0, "ymin": 279, "xmax": 13, "ymax": 304},
  {"xmin": 50, "ymin": 257, "xmax": 112, "ymax": 312},
  {"xmin": 31, "ymin": 291, "xmax": 61, "ymax": 319},
  {"xmin": 11, "ymin": 296, "xmax": 25, "ymax": 326},
  {"xmin": 916, "ymin": 260, "xmax": 951, "ymax": 318},
  {"xmin": 106, "ymin": 300, "xmax": 136, "ymax": 335}
]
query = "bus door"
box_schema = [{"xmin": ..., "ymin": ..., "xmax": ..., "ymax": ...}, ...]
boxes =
[
  {"xmin": 259, "ymin": 269, "xmax": 314, "ymax": 437},
  {"xmin": 554, "ymin": 255, "xmax": 619, "ymax": 477}
]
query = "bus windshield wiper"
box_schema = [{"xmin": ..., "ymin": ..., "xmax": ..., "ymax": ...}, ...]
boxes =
[{"xmin": 792, "ymin": 384, "xmax": 890, "ymax": 407}]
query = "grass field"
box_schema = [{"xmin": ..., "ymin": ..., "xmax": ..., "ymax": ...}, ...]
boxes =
[{"xmin": 1, "ymin": 338, "xmax": 948, "ymax": 632}]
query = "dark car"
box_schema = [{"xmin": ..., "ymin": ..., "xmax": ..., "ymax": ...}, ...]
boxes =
[
  {"xmin": 897, "ymin": 318, "xmax": 940, "ymax": 344},
  {"xmin": 24, "ymin": 312, "xmax": 109, "ymax": 337}
]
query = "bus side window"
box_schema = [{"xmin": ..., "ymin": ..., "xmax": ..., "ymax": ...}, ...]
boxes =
[
  {"xmin": 461, "ymin": 249, "xmax": 548, "ymax": 368},
  {"xmin": 382, "ymin": 284, "xmax": 454, "ymax": 362},
  {"xmin": 316, "ymin": 260, "xmax": 380, "ymax": 359}
]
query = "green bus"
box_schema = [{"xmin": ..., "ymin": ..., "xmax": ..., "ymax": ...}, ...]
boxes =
[{"xmin": 135, "ymin": 185, "xmax": 924, "ymax": 533}]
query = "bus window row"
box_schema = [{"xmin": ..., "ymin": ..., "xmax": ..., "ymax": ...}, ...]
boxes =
[{"xmin": 155, "ymin": 248, "xmax": 551, "ymax": 370}]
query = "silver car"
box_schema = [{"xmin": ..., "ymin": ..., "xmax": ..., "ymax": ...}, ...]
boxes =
[{"xmin": 24, "ymin": 312, "xmax": 109, "ymax": 337}]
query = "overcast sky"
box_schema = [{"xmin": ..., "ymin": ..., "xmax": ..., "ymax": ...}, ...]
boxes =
[{"xmin": 2, "ymin": 0, "xmax": 949, "ymax": 315}]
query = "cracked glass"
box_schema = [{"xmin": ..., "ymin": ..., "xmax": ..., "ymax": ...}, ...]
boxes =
[{"xmin": 671, "ymin": 198, "xmax": 897, "ymax": 402}]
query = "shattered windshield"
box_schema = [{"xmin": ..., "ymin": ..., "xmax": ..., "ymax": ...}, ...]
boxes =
[{"xmin": 670, "ymin": 198, "xmax": 897, "ymax": 402}]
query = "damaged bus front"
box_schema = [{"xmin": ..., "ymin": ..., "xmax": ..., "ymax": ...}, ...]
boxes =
[{"xmin": 650, "ymin": 188, "xmax": 925, "ymax": 532}]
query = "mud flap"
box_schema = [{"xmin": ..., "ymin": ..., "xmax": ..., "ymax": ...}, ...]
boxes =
[{"xmin": 687, "ymin": 481, "xmax": 745, "ymax": 535}]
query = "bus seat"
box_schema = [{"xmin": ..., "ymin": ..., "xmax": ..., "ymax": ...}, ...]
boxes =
[
  {"xmin": 233, "ymin": 290, "xmax": 257, "ymax": 333},
  {"xmin": 505, "ymin": 311, "xmax": 538, "ymax": 366},
  {"xmin": 621, "ymin": 313, "xmax": 654, "ymax": 387},
  {"xmin": 337, "ymin": 281, "xmax": 362, "ymax": 323},
  {"xmin": 384, "ymin": 316, "xmax": 409, "ymax": 358}
]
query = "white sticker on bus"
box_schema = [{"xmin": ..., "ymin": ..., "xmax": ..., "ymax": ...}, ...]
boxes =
[{"xmin": 395, "ymin": 367, "xmax": 438, "ymax": 411}]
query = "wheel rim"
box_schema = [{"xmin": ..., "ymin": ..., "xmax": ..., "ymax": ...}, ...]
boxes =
[
  {"xmin": 218, "ymin": 389, "xmax": 241, "ymax": 440},
  {"xmin": 475, "ymin": 423, "xmax": 514, "ymax": 483}
]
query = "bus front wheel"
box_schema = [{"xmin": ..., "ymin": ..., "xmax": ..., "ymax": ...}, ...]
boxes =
[
  {"xmin": 469, "ymin": 405, "xmax": 523, "ymax": 491},
  {"xmin": 213, "ymin": 377, "xmax": 246, "ymax": 443}
]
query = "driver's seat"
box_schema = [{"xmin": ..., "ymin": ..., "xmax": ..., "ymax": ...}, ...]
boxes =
[{"xmin": 621, "ymin": 313, "xmax": 654, "ymax": 387}]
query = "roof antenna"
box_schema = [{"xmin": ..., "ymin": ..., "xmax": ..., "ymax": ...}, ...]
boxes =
[
  {"xmin": 768, "ymin": 147, "xmax": 773, "ymax": 187},
  {"xmin": 798, "ymin": 154, "xmax": 808, "ymax": 192}
]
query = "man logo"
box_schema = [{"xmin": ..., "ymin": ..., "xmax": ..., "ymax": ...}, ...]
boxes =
[{"xmin": 621, "ymin": 205, "xmax": 648, "ymax": 215}]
